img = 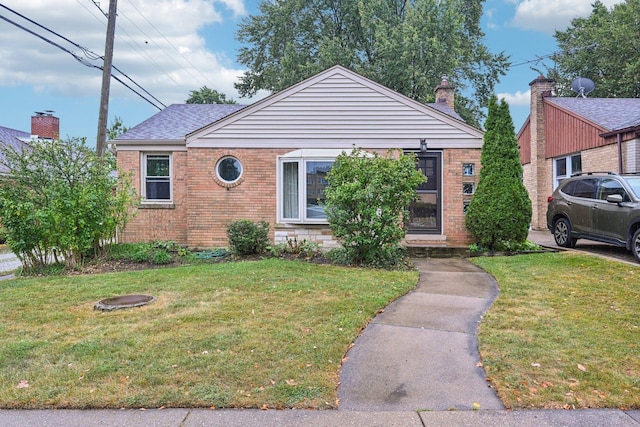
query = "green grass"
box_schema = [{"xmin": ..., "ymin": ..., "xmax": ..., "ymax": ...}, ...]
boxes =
[
  {"xmin": 472, "ymin": 252, "xmax": 640, "ymax": 409},
  {"xmin": 0, "ymin": 259, "xmax": 417, "ymax": 409}
]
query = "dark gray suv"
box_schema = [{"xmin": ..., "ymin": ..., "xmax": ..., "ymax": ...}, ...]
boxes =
[{"xmin": 546, "ymin": 172, "xmax": 640, "ymax": 262}]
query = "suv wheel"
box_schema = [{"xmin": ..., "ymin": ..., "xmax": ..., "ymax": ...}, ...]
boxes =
[
  {"xmin": 553, "ymin": 218, "xmax": 577, "ymax": 248},
  {"xmin": 632, "ymin": 229, "xmax": 640, "ymax": 262}
]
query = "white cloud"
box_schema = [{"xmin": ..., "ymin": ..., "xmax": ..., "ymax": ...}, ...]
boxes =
[
  {"xmin": 511, "ymin": 0, "xmax": 624, "ymax": 34},
  {"xmin": 0, "ymin": 0, "xmax": 252, "ymax": 107},
  {"xmin": 497, "ymin": 90, "xmax": 530, "ymax": 106}
]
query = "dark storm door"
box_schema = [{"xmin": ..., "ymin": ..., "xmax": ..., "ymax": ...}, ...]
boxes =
[{"xmin": 407, "ymin": 152, "xmax": 442, "ymax": 234}]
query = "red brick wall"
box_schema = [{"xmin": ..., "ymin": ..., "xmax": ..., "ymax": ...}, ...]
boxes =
[
  {"xmin": 186, "ymin": 148, "xmax": 286, "ymax": 248},
  {"xmin": 31, "ymin": 114, "xmax": 60, "ymax": 139},
  {"xmin": 442, "ymin": 148, "xmax": 481, "ymax": 244},
  {"xmin": 118, "ymin": 146, "xmax": 481, "ymax": 248},
  {"xmin": 117, "ymin": 150, "xmax": 188, "ymax": 244}
]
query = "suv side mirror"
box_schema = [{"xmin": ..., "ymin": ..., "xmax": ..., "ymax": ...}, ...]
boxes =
[{"xmin": 606, "ymin": 194, "xmax": 624, "ymax": 204}]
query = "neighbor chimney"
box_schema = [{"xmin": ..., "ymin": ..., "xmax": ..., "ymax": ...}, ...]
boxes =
[
  {"xmin": 528, "ymin": 75, "xmax": 555, "ymax": 230},
  {"xmin": 31, "ymin": 111, "xmax": 60, "ymax": 139},
  {"xmin": 434, "ymin": 76, "xmax": 455, "ymax": 110}
]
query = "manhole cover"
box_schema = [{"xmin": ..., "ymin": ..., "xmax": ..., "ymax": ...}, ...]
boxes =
[{"xmin": 94, "ymin": 294, "xmax": 156, "ymax": 311}]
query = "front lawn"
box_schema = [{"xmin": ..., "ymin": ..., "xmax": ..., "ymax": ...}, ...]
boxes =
[
  {"xmin": 472, "ymin": 252, "xmax": 640, "ymax": 409},
  {"xmin": 0, "ymin": 259, "xmax": 417, "ymax": 409}
]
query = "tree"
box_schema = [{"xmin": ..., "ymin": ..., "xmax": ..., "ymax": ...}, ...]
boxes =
[
  {"xmin": 465, "ymin": 97, "xmax": 531, "ymax": 250},
  {"xmin": 552, "ymin": 0, "xmax": 640, "ymax": 97},
  {"xmin": 0, "ymin": 137, "xmax": 138, "ymax": 270},
  {"xmin": 186, "ymin": 86, "xmax": 237, "ymax": 104},
  {"xmin": 236, "ymin": 0, "xmax": 508, "ymax": 127},
  {"xmin": 324, "ymin": 148, "xmax": 426, "ymax": 268},
  {"xmin": 106, "ymin": 116, "xmax": 129, "ymax": 140}
]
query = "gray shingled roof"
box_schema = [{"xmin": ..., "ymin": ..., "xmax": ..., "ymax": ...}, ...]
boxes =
[
  {"xmin": 0, "ymin": 126, "xmax": 31, "ymax": 173},
  {"xmin": 427, "ymin": 102, "xmax": 464, "ymax": 122},
  {"xmin": 546, "ymin": 97, "xmax": 640, "ymax": 131},
  {"xmin": 115, "ymin": 104, "xmax": 247, "ymax": 141},
  {"xmin": 116, "ymin": 99, "xmax": 466, "ymax": 142},
  {"xmin": 0, "ymin": 126, "xmax": 30, "ymax": 150}
]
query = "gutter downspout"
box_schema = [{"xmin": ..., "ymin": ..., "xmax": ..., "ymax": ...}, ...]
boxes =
[{"xmin": 617, "ymin": 133, "xmax": 623, "ymax": 173}]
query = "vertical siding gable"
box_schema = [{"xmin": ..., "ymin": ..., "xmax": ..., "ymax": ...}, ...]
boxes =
[
  {"xmin": 544, "ymin": 100, "xmax": 610, "ymax": 159},
  {"xmin": 187, "ymin": 66, "xmax": 482, "ymax": 148}
]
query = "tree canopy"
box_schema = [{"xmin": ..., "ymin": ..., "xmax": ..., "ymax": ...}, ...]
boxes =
[
  {"xmin": 235, "ymin": 0, "xmax": 508, "ymax": 127},
  {"xmin": 552, "ymin": 0, "xmax": 640, "ymax": 97},
  {"xmin": 186, "ymin": 86, "xmax": 237, "ymax": 104}
]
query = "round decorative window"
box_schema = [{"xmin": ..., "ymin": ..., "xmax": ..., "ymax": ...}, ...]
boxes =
[{"xmin": 216, "ymin": 156, "xmax": 243, "ymax": 183}]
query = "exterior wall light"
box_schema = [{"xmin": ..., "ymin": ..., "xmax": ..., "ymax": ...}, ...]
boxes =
[{"xmin": 420, "ymin": 138, "xmax": 428, "ymax": 153}]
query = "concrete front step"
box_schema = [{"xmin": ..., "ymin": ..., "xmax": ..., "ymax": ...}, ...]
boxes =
[{"xmin": 405, "ymin": 245, "xmax": 470, "ymax": 258}]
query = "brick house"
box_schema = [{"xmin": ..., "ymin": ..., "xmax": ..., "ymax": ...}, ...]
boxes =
[
  {"xmin": 519, "ymin": 76, "xmax": 640, "ymax": 230},
  {"xmin": 114, "ymin": 65, "xmax": 483, "ymax": 249}
]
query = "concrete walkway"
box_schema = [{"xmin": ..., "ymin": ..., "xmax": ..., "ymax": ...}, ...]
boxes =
[{"xmin": 338, "ymin": 257, "xmax": 503, "ymax": 412}]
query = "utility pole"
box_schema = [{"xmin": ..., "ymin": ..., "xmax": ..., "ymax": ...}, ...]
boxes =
[{"xmin": 96, "ymin": 0, "xmax": 118, "ymax": 157}]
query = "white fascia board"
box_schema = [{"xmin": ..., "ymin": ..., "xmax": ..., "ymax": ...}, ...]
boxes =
[{"xmin": 115, "ymin": 140, "xmax": 187, "ymax": 152}]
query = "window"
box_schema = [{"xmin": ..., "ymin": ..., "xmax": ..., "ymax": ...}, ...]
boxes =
[
  {"xmin": 462, "ymin": 163, "xmax": 475, "ymax": 176},
  {"xmin": 143, "ymin": 154, "xmax": 171, "ymax": 201},
  {"xmin": 463, "ymin": 182, "xmax": 475, "ymax": 195},
  {"xmin": 216, "ymin": 156, "xmax": 242, "ymax": 183},
  {"xmin": 463, "ymin": 201, "xmax": 470, "ymax": 214},
  {"xmin": 280, "ymin": 158, "xmax": 333, "ymax": 222},
  {"xmin": 554, "ymin": 154, "xmax": 582, "ymax": 189},
  {"xmin": 597, "ymin": 178, "xmax": 629, "ymax": 202},
  {"xmin": 279, "ymin": 150, "xmax": 347, "ymax": 222}
]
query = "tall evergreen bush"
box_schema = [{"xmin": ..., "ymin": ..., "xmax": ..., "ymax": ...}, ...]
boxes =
[{"xmin": 465, "ymin": 97, "xmax": 531, "ymax": 250}]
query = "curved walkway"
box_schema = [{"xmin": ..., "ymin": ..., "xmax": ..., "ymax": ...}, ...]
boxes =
[{"xmin": 338, "ymin": 257, "xmax": 503, "ymax": 411}]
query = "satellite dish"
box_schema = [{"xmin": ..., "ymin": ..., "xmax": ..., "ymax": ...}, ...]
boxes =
[{"xmin": 570, "ymin": 77, "xmax": 595, "ymax": 98}]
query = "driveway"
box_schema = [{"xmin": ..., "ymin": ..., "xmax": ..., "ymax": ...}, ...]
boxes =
[{"xmin": 528, "ymin": 230, "xmax": 638, "ymax": 265}]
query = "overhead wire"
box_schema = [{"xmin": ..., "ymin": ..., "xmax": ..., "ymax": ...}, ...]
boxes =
[
  {"xmin": 123, "ymin": 0, "xmax": 217, "ymax": 89},
  {"xmin": 0, "ymin": 2, "xmax": 165, "ymax": 110}
]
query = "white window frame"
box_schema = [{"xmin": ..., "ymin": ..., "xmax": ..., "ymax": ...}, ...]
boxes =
[
  {"xmin": 142, "ymin": 153, "xmax": 172, "ymax": 203},
  {"xmin": 277, "ymin": 149, "xmax": 354, "ymax": 224},
  {"xmin": 553, "ymin": 153, "xmax": 582, "ymax": 190}
]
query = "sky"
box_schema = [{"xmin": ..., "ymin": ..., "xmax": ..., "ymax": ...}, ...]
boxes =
[{"xmin": 0, "ymin": 0, "xmax": 625, "ymax": 144}]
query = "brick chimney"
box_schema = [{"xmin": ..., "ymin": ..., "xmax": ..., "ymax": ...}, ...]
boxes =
[
  {"xmin": 527, "ymin": 76, "xmax": 555, "ymax": 230},
  {"xmin": 31, "ymin": 111, "xmax": 60, "ymax": 139},
  {"xmin": 434, "ymin": 76, "xmax": 455, "ymax": 110}
]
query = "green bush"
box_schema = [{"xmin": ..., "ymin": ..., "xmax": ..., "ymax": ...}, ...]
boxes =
[
  {"xmin": 105, "ymin": 241, "xmax": 175, "ymax": 264},
  {"xmin": 465, "ymin": 97, "xmax": 531, "ymax": 250},
  {"xmin": 0, "ymin": 137, "xmax": 138, "ymax": 269},
  {"xmin": 268, "ymin": 238, "xmax": 321, "ymax": 259},
  {"xmin": 324, "ymin": 148, "xmax": 425, "ymax": 268},
  {"xmin": 0, "ymin": 226, "xmax": 8, "ymax": 245},
  {"xmin": 227, "ymin": 220, "xmax": 270, "ymax": 255}
]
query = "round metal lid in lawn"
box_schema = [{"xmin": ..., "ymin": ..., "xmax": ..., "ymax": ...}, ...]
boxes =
[{"xmin": 94, "ymin": 294, "xmax": 156, "ymax": 311}]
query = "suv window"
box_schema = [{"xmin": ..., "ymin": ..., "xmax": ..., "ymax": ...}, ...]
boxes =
[
  {"xmin": 562, "ymin": 178, "xmax": 598, "ymax": 199},
  {"xmin": 597, "ymin": 178, "xmax": 630, "ymax": 202},
  {"xmin": 623, "ymin": 177, "xmax": 640, "ymax": 198}
]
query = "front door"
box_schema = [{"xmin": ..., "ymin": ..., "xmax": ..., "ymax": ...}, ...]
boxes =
[{"xmin": 407, "ymin": 152, "xmax": 441, "ymax": 234}]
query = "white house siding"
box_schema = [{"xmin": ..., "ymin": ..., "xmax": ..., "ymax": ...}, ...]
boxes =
[{"xmin": 187, "ymin": 66, "xmax": 482, "ymax": 150}]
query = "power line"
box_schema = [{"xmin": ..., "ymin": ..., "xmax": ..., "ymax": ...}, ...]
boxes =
[
  {"xmin": 123, "ymin": 0, "xmax": 217, "ymax": 89},
  {"xmin": 0, "ymin": 3, "xmax": 165, "ymax": 110}
]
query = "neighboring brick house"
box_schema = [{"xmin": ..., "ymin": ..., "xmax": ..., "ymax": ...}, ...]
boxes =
[
  {"xmin": 114, "ymin": 65, "xmax": 484, "ymax": 249},
  {"xmin": 519, "ymin": 76, "xmax": 640, "ymax": 230}
]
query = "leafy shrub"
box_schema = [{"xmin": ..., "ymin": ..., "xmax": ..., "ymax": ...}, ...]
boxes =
[
  {"xmin": 226, "ymin": 220, "xmax": 270, "ymax": 255},
  {"xmin": 268, "ymin": 238, "xmax": 321, "ymax": 258},
  {"xmin": 0, "ymin": 226, "xmax": 8, "ymax": 244},
  {"xmin": 324, "ymin": 148, "xmax": 425, "ymax": 268},
  {"xmin": 326, "ymin": 245, "xmax": 409, "ymax": 270},
  {"xmin": 105, "ymin": 241, "xmax": 176, "ymax": 264}
]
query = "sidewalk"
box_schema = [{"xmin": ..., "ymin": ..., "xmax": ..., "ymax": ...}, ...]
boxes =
[{"xmin": 1, "ymin": 257, "xmax": 639, "ymax": 426}]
